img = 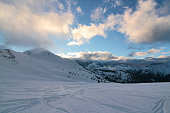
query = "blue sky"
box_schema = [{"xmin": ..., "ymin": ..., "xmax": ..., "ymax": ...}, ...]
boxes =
[{"xmin": 0, "ymin": 0, "xmax": 170, "ymax": 60}]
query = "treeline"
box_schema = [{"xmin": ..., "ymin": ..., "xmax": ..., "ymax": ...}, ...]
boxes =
[
  {"xmin": 104, "ymin": 70, "xmax": 170, "ymax": 83},
  {"xmin": 128, "ymin": 70, "xmax": 170, "ymax": 83}
]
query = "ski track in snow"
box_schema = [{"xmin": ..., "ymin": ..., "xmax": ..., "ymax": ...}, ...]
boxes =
[
  {"xmin": 0, "ymin": 80, "xmax": 170, "ymax": 113},
  {"xmin": 152, "ymin": 98, "xmax": 165, "ymax": 113}
]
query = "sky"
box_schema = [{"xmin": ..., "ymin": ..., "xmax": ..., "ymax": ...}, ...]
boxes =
[{"xmin": 0, "ymin": 0, "xmax": 170, "ymax": 60}]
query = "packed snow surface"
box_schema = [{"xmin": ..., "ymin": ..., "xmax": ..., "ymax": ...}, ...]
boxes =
[{"xmin": 0, "ymin": 80, "xmax": 170, "ymax": 113}]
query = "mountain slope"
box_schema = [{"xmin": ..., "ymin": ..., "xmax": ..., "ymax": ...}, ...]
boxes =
[
  {"xmin": 76, "ymin": 59, "xmax": 170, "ymax": 83},
  {"xmin": 0, "ymin": 49, "xmax": 101, "ymax": 82}
]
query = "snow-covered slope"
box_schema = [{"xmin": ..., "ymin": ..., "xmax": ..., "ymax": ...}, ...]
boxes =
[
  {"xmin": 0, "ymin": 49, "xmax": 100, "ymax": 82},
  {"xmin": 0, "ymin": 80, "xmax": 170, "ymax": 113}
]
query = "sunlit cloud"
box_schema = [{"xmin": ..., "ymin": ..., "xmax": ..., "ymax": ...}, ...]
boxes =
[
  {"xmin": 68, "ymin": 14, "xmax": 121, "ymax": 45},
  {"xmin": 157, "ymin": 55, "xmax": 170, "ymax": 58},
  {"xmin": 57, "ymin": 51, "xmax": 127, "ymax": 61},
  {"xmin": 162, "ymin": 51, "xmax": 170, "ymax": 54},
  {"xmin": 68, "ymin": 0, "xmax": 170, "ymax": 46},
  {"xmin": 0, "ymin": 0, "xmax": 74, "ymax": 48},
  {"xmin": 118, "ymin": 0, "xmax": 170, "ymax": 44},
  {"xmin": 68, "ymin": 23, "xmax": 106, "ymax": 45},
  {"xmin": 128, "ymin": 47, "xmax": 165, "ymax": 57}
]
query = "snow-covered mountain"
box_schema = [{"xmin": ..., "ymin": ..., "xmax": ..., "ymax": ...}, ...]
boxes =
[
  {"xmin": 1, "ymin": 48, "xmax": 170, "ymax": 83},
  {"xmin": 76, "ymin": 58, "xmax": 170, "ymax": 83},
  {"xmin": 0, "ymin": 48, "xmax": 101, "ymax": 82}
]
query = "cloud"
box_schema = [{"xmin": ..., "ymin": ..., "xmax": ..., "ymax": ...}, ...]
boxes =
[
  {"xmin": 78, "ymin": 51, "xmax": 119, "ymax": 60},
  {"xmin": 157, "ymin": 55, "xmax": 170, "ymax": 59},
  {"xmin": 158, "ymin": 0, "xmax": 170, "ymax": 16},
  {"xmin": 3, "ymin": 0, "xmax": 168, "ymax": 48},
  {"xmin": 68, "ymin": 14, "xmax": 121, "ymax": 45},
  {"xmin": 87, "ymin": 62, "xmax": 100, "ymax": 70},
  {"xmin": 90, "ymin": 7, "xmax": 106, "ymax": 22},
  {"xmin": 128, "ymin": 46, "xmax": 144, "ymax": 50},
  {"xmin": 128, "ymin": 47, "xmax": 165, "ymax": 57},
  {"xmin": 162, "ymin": 51, "xmax": 170, "ymax": 54},
  {"xmin": 67, "ymin": 41, "xmax": 83, "ymax": 46},
  {"xmin": 58, "ymin": 3, "xmax": 64, "ymax": 10},
  {"xmin": 57, "ymin": 51, "xmax": 170, "ymax": 63},
  {"xmin": 58, "ymin": 51, "xmax": 126, "ymax": 61},
  {"xmin": 104, "ymin": 0, "xmax": 110, "ymax": 3},
  {"xmin": 90, "ymin": 0, "xmax": 122, "ymax": 22},
  {"xmin": 113, "ymin": 0, "xmax": 121, "ymax": 8},
  {"xmin": 0, "ymin": 0, "xmax": 74, "ymax": 48},
  {"xmin": 68, "ymin": 0, "xmax": 170, "ymax": 46},
  {"xmin": 76, "ymin": 6, "xmax": 82, "ymax": 14},
  {"xmin": 118, "ymin": 0, "xmax": 170, "ymax": 43},
  {"xmin": 68, "ymin": 23, "xmax": 106, "ymax": 45}
]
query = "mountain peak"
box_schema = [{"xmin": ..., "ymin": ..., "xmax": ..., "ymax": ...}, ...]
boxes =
[
  {"xmin": 24, "ymin": 48, "xmax": 47, "ymax": 53},
  {"xmin": 23, "ymin": 48, "xmax": 63, "ymax": 63},
  {"xmin": 23, "ymin": 48, "xmax": 54, "ymax": 56}
]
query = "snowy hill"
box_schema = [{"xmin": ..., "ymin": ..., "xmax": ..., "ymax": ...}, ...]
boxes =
[{"xmin": 0, "ymin": 49, "xmax": 101, "ymax": 82}]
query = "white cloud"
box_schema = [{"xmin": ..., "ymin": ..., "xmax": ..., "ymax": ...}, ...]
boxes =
[
  {"xmin": 128, "ymin": 47, "xmax": 165, "ymax": 57},
  {"xmin": 68, "ymin": 0, "xmax": 170, "ymax": 46},
  {"xmin": 76, "ymin": 6, "xmax": 82, "ymax": 14},
  {"xmin": 58, "ymin": 51, "xmax": 127, "ymax": 61},
  {"xmin": 103, "ymin": 7, "xmax": 107, "ymax": 14},
  {"xmin": 68, "ymin": 14, "xmax": 122, "ymax": 46},
  {"xmin": 67, "ymin": 41, "xmax": 83, "ymax": 46},
  {"xmin": 0, "ymin": 0, "xmax": 74, "ymax": 48},
  {"xmin": 118, "ymin": 0, "xmax": 170, "ymax": 43},
  {"xmin": 113, "ymin": 0, "xmax": 121, "ymax": 8},
  {"xmin": 58, "ymin": 3, "xmax": 64, "ymax": 10},
  {"xmin": 90, "ymin": 7, "xmax": 105, "ymax": 22},
  {"xmin": 69, "ymin": 23, "xmax": 106, "ymax": 45},
  {"xmin": 104, "ymin": 14, "xmax": 122, "ymax": 30},
  {"xmin": 104, "ymin": 0, "xmax": 110, "ymax": 3}
]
